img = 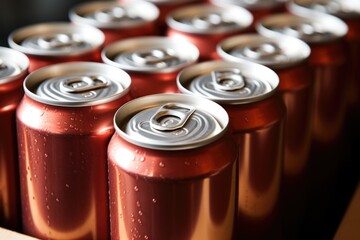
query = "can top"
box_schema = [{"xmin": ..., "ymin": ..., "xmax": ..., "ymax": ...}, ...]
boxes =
[
  {"xmin": 210, "ymin": 0, "xmax": 287, "ymax": 10},
  {"xmin": 141, "ymin": 0, "xmax": 197, "ymax": 5},
  {"xmin": 69, "ymin": 1, "xmax": 159, "ymax": 29},
  {"xmin": 0, "ymin": 47, "xmax": 29, "ymax": 85},
  {"xmin": 114, "ymin": 93, "xmax": 229, "ymax": 150},
  {"xmin": 166, "ymin": 4, "xmax": 253, "ymax": 34},
  {"xmin": 289, "ymin": 0, "xmax": 360, "ymax": 19},
  {"xmin": 217, "ymin": 33, "xmax": 311, "ymax": 69},
  {"xmin": 177, "ymin": 60, "xmax": 279, "ymax": 105},
  {"xmin": 24, "ymin": 62, "xmax": 131, "ymax": 107},
  {"xmin": 102, "ymin": 36, "xmax": 199, "ymax": 73},
  {"xmin": 8, "ymin": 22, "xmax": 104, "ymax": 56},
  {"xmin": 256, "ymin": 13, "xmax": 348, "ymax": 43}
]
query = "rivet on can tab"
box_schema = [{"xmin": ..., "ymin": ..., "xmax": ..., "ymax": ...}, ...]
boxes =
[
  {"xmin": 150, "ymin": 103, "xmax": 196, "ymax": 131},
  {"xmin": 60, "ymin": 75, "xmax": 110, "ymax": 93},
  {"xmin": 212, "ymin": 69, "xmax": 245, "ymax": 91},
  {"xmin": 131, "ymin": 48, "xmax": 179, "ymax": 67},
  {"xmin": 34, "ymin": 33, "xmax": 85, "ymax": 50}
]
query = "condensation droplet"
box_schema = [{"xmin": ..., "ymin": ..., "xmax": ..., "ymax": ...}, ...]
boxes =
[
  {"xmin": 159, "ymin": 162, "xmax": 165, "ymax": 167},
  {"xmin": 152, "ymin": 198, "xmax": 157, "ymax": 203},
  {"xmin": 134, "ymin": 186, "xmax": 139, "ymax": 192}
]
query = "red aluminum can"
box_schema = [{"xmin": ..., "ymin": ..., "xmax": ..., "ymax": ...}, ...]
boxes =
[
  {"xmin": 210, "ymin": 0, "xmax": 288, "ymax": 31},
  {"xmin": 217, "ymin": 33, "xmax": 313, "ymax": 238},
  {"xmin": 102, "ymin": 36, "xmax": 199, "ymax": 98},
  {"xmin": 108, "ymin": 93, "xmax": 238, "ymax": 240},
  {"xmin": 69, "ymin": 1, "xmax": 160, "ymax": 46},
  {"xmin": 8, "ymin": 22, "xmax": 104, "ymax": 73},
  {"xmin": 0, "ymin": 47, "xmax": 29, "ymax": 231},
  {"xmin": 166, "ymin": 4, "xmax": 253, "ymax": 61},
  {"xmin": 289, "ymin": 0, "xmax": 360, "ymax": 112},
  {"xmin": 177, "ymin": 60, "xmax": 285, "ymax": 239},
  {"xmin": 16, "ymin": 62, "xmax": 131, "ymax": 239}
]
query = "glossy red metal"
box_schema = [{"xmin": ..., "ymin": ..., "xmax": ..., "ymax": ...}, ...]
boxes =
[
  {"xmin": 16, "ymin": 62, "xmax": 131, "ymax": 239},
  {"xmin": 0, "ymin": 47, "xmax": 29, "ymax": 231}
]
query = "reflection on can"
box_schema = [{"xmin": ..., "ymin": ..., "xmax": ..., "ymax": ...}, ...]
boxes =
[
  {"xmin": 108, "ymin": 93, "xmax": 237, "ymax": 240},
  {"xmin": 0, "ymin": 47, "xmax": 29, "ymax": 231},
  {"xmin": 177, "ymin": 61, "xmax": 285, "ymax": 239},
  {"xmin": 16, "ymin": 62, "xmax": 131, "ymax": 239}
]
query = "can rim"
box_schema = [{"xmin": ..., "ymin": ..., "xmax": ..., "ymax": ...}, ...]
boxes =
[
  {"xmin": 217, "ymin": 33, "xmax": 311, "ymax": 69},
  {"xmin": 0, "ymin": 47, "xmax": 29, "ymax": 85},
  {"xmin": 101, "ymin": 36, "xmax": 199, "ymax": 73},
  {"xmin": 23, "ymin": 61, "xmax": 131, "ymax": 107},
  {"xmin": 177, "ymin": 60, "xmax": 279, "ymax": 105},
  {"xmin": 166, "ymin": 4, "xmax": 253, "ymax": 34},
  {"xmin": 69, "ymin": 1, "xmax": 159, "ymax": 29},
  {"xmin": 113, "ymin": 93, "xmax": 229, "ymax": 150},
  {"xmin": 8, "ymin": 22, "xmax": 105, "ymax": 56}
]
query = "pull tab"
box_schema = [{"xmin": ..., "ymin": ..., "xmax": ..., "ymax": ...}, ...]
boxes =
[
  {"xmin": 37, "ymin": 33, "xmax": 84, "ymax": 49},
  {"xmin": 282, "ymin": 22, "xmax": 328, "ymax": 38},
  {"xmin": 131, "ymin": 48, "xmax": 179, "ymax": 67},
  {"xmin": 243, "ymin": 43, "xmax": 282, "ymax": 60},
  {"xmin": 312, "ymin": 1, "xmax": 342, "ymax": 14},
  {"xmin": 0, "ymin": 58, "xmax": 5, "ymax": 70},
  {"xmin": 150, "ymin": 103, "xmax": 196, "ymax": 131},
  {"xmin": 94, "ymin": 6, "xmax": 141, "ymax": 22},
  {"xmin": 192, "ymin": 13, "xmax": 234, "ymax": 29},
  {"xmin": 60, "ymin": 75, "xmax": 109, "ymax": 93},
  {"xmin": 212, "ymin": 69, "xmax": 245, "ymax": 91}
]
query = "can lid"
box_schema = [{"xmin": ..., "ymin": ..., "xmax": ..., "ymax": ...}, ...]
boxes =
[
  {"xmin": 114, "ymin": 93, "xmax": 229, "ymax": 150},
  {"xmin": 210, "ymin": 0, "xmax": 287, "ymax": 10},
  {"xmin": 141, "ymin": 0, "xmax": 197, "ymax": 5},
  {"xmin": 8, "ymin": 22, "xmax": 104, "ymax": 56},
  {"xmin": 69, "ymin": 1, "xmax": 159, "ymax": 29},
  {"xmin": 256, "ymin": 13, "xmax": 348, "ymax": 43},
  {"xmin": 289, "ymin": 0, "xmax": 360, "ymax": 19},
  {"xmin": 166, "ymin": 4, "xmax": 253, "ymax": 34},
  {"xmin": 24, "ymin": 62, "xmax": 131, "ymax": 107},
  {"xmin": 102, "ymin": 36, "xmax": 199, "ymax": 73},
  {"xmin": 177, "ymin": 60, "xmax": 279, "ymax": 104},
  {"xmin": 217, "ymin": 34, "xmax": 311, "ymax": 69},
  {"xmin": 0, "ymin": 47, "xmax": 29, "ymax": 85}
]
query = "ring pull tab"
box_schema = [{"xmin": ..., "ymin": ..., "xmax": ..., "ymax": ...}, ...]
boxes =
[
  {"xmin": 282, "ymin": 22, "xmax": 328, "ymax": 38},
  {"xmin": 192, "ymin": 13, "xmax": 234, "ymax": 29},
  {"xmin": 37, "ymin": 33, "xmax": 84, "ymax": 49},
  {"xmin": 0, "ymin": 58, "xmax": 6, "ymax": 70},
  {"xmin": 94, "ymin": 6, "xmax": 141, "ymax": 22},
  {"xmin": 60, "ymin": 75, "xmax": 109, "ymax": 93},
  {"xmin": 243, "ymin": 42, "xmax": 283, "ymax": 60},
  {"xmin": 212, "ymin": 68, "xmax": 245, "ymax": 91},
  {"xmin": 150, "ymin": 103, "xmax": 196, "ymax": 131},
  {"xmin": 131, "ymin": 48, "xmax": 179, "ymax": 67}
]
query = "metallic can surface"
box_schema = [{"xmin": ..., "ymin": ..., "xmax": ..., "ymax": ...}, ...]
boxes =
[
  {"xmin": 177, "ymin": 60, "xmax": 285, "ymax": 239},
  {"xmin": 210, "ymin": 0, "xmax": 288, "ymax": 31},
  {"xmin": 108, "ymin": 93, "xmax": 237, "ymax": 240},
  {"xmin": 166, "ymin": 4, "xmax": 253, "ymax": 60},
  {"xmin": 102, "ymin": 36, "xmax": 199, "ymax": 98},
  {"xmin": 8, "ymin": 22, "xmax": 105, "ymax": 73},
  {"xmin": 69, "ymin": 1, "xmax": 159, "ymax": 46},
  {"xmin": 16, "ymin": 62, "xmax": 131, "ymax": 239},
  {"xmin": 217, "ymin": 33, "xmax": 313, "ymax": 237},
  {"xmin": 0, "ymin": 47, "xmax": 29, "ymax": 231}
]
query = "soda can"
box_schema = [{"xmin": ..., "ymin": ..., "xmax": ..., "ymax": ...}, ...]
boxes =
[
  {"xmin": 289, "ymin": 0, "xmax": 360, "ymax": 112},
  {"xmin": 166, "ymin": 4, "xmax": 253, "ymax": 61},
  {"xmin": 8, "ymin": 22, "xmax": 104, "ymax": 72},
  {"xmin": 108, "ymin": 93, "xmax": 238, "ymax": 240},
  {"xmin": 16, "ymin": 62, "xmax": 131, "ymax": 239},
  {"xmin": 210, "ymin": 0, "xmax": 288, "ymax": 31},
  {"xmin": 177, "ymin": 60, "xmax": 285, "ymax": 239},
  {"xmin": 101, "ymin": 36, "xmax": 199, "ymax": 98},
  {"xmin": 0, "ymin": 47, "xmax": 29, "ymax": 231},
  {"xmin": 69, "ymin": 1, "xmax": 160, "ymax": 46},
  {"xmin": 217, "ymin": 33, "xmax": 313, "ymax": 238},
  {"xmin": 117, "ymin": 0, "xmax": 202, "ymax": 34}
]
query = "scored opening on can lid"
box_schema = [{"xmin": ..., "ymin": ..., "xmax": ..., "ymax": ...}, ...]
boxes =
[
  {"xmin": 256, "ymin": 13, "xmax": 348, "ymax": 43},
  {"xmin": 23, "ymin": 62, "xmax": 131, "ymax": 107},
  {"xmin": 210, "ymin": 0, "xmax": 287, "ymax": 10},
  {"xmin": 102, "ymin": 36, "xmax": 199, "ymax": 73},
  {"xmin": 69, "ymin": 1, "xmax": 159, "ymax": 29},
  {"xmin": 114, "ymin": 93, "xmax": 229, "ymax": 150},
  {"xmin": 177, "ymin": 60, "xmax": 279, "ymax": 105},
  {"xmin": 217, "ymin": 33, "xmax": 311, "ymax": 69},
  {"xmin": 0, "ymin": 47, "xmax": 29, "ymax": 85},
  {"xmin": 8, "ymin": 22, "xmax": 104, "ymax": 56},
  {"xmin": 166, "ymin": 4, "xmax": 253, "ymax": 34},
  {"xmin": 289, "ymin": 0, "xmax": 360, "ymax": 19}
]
